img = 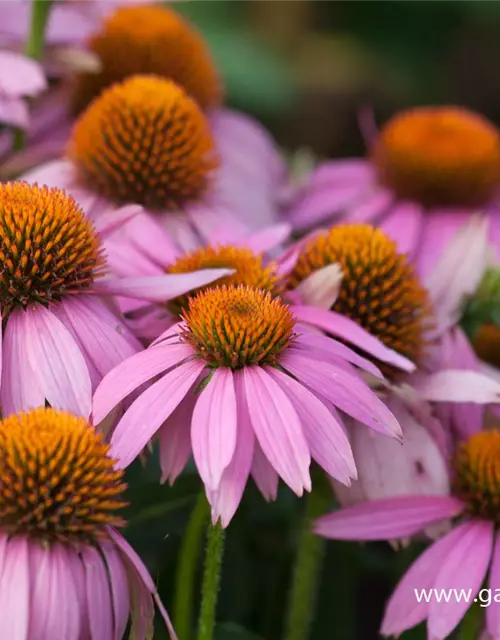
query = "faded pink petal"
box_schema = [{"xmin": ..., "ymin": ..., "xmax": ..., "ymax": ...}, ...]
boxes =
[
  {"xmin": 99, "ymin": 541, "xmax": 130, "ymax": 640},
  {"xmin": 429, "ymin": 520, "xmax": 494, "ymax": 639},
  {"xmin": 159, "ymin": 394, "xmax": 196, "ymax": 485},
  {"xmin": 0, "ymin": 51, "xmax": 46, "ymax": 96},
  {"xmin": 192, "ymin": 368, "xmax": 237, "ymax": 491},
  {"xmin": 243, "ymin": 366, "xmax": 311, "ymax": 496},
  {"xmin": 0, "ymin": 95, "xmax": 29, "ymax": 127},
  {"xmin": 110, "ymin": 360, "xmax": 205, "ymax": 468},
  {"xmin": 314, "ymin": 496, "xmax": 465, "ymax": 540},
  {"xmin": 0, "ymin": 537, "xmax": 29, "ymax": 638},
  {"xmin": 251, "ymin": 441, "xmax": 279, "ymax": 501},
  {"xmin": 294, "ymin": 264, "xmax": 343, "ymax": 309},
  {"xmin": 416, "ymin": 370, "xmax": 500, "ymax": 404},
  {"xmin": 24, "ymin": 306, "xmax": 92, "ymax": 418},
  {"xmin": 92, "ymin": 342, "xmax": 194, "ymax": 425}
]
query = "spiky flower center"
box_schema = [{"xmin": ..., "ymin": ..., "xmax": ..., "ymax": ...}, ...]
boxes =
[
  {"xmin": 71, "ymin": 4, "xmax": 222, "ymax": 114},
  {"xmin": 372, "ymin": 107, "xmax": 500, "ymax": 207},
  {"xmin": 182, "ymin": 285, "xmax": 295, "ymax": 369},
  {"xmin": 0, "ymin": 408, "xmax": 127, "ymax": 543},
  {"xmin": 288, "ymin": 224, "xmax": 430, "ymax": 365},
  {"xmin": 69, "ymin": 75, "xmax": 218, "ymax": 209},
  {"xmin": 0, "ymin": 182, "xmax": 104, "ymax": 316},
  {"xmin": 453, "ymin": 431, "xmax": 500, "ymax": 523},
  {"xmin": 167, "ymin": 245, "xmax": 279, "ymax": 314}
]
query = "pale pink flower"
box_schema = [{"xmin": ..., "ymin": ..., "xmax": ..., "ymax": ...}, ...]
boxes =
[
  {"xmin": 284, "ymin": 106, "xmax": 500, "ymax": 279},
  {"xmin": 314, "ymin": 423, "xmax": 500, "ymax": 639},
  {"xmin": 0, "ymin": 406, "xmax": 177, "ymax": 639},
  {"xmin": 0, "ymin": 181, "xmax": 230, "ymax": 418},
  {"xmin": 93, "ymin": 284, "xmax": 404, "ymax": 527},
  {"xmin": 0, "ymin": 50, "xmax": 46, "ymax": 128}
]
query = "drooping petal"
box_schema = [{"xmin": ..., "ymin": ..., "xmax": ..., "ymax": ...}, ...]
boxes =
[
  {"xmin": 291, "ymin": 305, "xmax": 415, "ymax": 372},
  {"xmin": 0, "ymin": 537, "xmax": 29, "ymax": 639},
  {"xmin": 24, "ymin": 306, "xmax": 92, "ymax": 417},
  {"xmin": 380, "ymin": 202, "xmax": 424, "ymax": 259},
  {"xmin": 381, "ymin": 522, "xmax": 478, "ymax": 636},
  {"xmin": 345, "ymin": 189, "xmax": 393, "ymax": 223},
  {"xmin": 192, "ymin": 368, "xmax": 237, "ymax": 491},
  {"xmin": 110, "ymin": 360, "xmax": 205, "ymax": 468},
  {"xmin": 208, "ymin": 370, "xmax": 255, "ymax": 527},
  {"xmin": 159, "ymin": 394, "xmax": 196, "ymax": 485},
  {"xmin": 251, "ymin": 441, "xmax": 279, "ymax": 501},
  {"xmin": 314, "ymin": 496, "xmax": 465, "ymax": 540},
  {"xmin": 288, "ymin": 184, "xmax": 364, "ymax": 229},
  {"xmin": 428, "ymin": 520, "xmax": 494, "ymax": 639},
  {"xmin": 1, "ymin": 311, "xmax": 45, "ymax": 416},
  {"xmin": 294, "ymin": 264, "xmax": 343, "ymax": 309},
  {"xmin": 243, "ymin": 366, "xmax": 311, "ymax": 495},
  {"xmin": 82, "ymin": 546, "xmax": 114, "ymax": 640},
  {"xmin": 92, "ymin": 342, "xmax": 194, "ymax": 425},
  {"xmin": 243, "ymin": 224, "xmax": 291, "ymax": 254},
  {"xmin": 267, "ymin": 367, "xmax": 356, "ymax": 485},
  {"xmin": 0, "ymin": 95, "xmax": 28, "ymax": 128},
  {"xmin": 487, "ymin": 533, "xmax": 500, "ymax": 637},
  {"xmin": 282, "ymin": 353, "xmax": 402, "ymax": 439},
  {"xmin": 99, "ymin": 541, "xmax": 130, "ymax": 640},
  {"xmin": 93, "ymin": 205, "xmax": 143, "ymax": 238},
  {"xmin": 415, "ymin": 370, "xmax": 500, "ymax": 404}
]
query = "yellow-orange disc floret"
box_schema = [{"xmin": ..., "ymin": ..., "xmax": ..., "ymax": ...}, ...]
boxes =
[
  {"xmin": 167, "ymin": 245, "xmax": 279, "ymax": 314},
  {"xmin": 71, "ymin": 4, "xmax": 222, "ymax": 113},
  {"xmin": 69, "ymin": 75, "xmax": 219, "ymax": 209},
  {"xmin": 288, "ymin": 224, "xmax": 431, "ymax": 365},
  {"xmin": 372, "ymin": 107, "xmax": 500, "ymax": 207},
  {"xmin": 182, "ymin": 285, "xmax": 295, "ymax": 369},
  {"xmin": 0, "ymin": 182, "xmax": 105, "ymax": 316},
  {"xmin": 0, "ymin": 407, "xmax": 127, "ymax": 543},
  {"xmin": 453, "ymin": 431, "xmax": 500, "ymax": 522}
]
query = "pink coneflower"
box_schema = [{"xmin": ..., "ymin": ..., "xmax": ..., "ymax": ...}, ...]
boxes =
[
  {"xmin": 93, "ymin": 284, "xmax": 404, "ymax": 527},
  {"xmin": 0, "ymin": 181, "xmax": 231, "ymax": 418},
  {"xmin": 285, "ymin": 106, "xmax": 500, "ymax": 278},
  {"xmin": 13, "ymin": 4, "xmax": 284, "ymax": 236},
  {"xmin": 0, "ymin": 50, "xmax": 46, "ymax": 128},
  {"xmin": 0, "ymin": 406, "xmax": 177, "ymax": 639},
  {"xmin": 314, "ymin": 426, "xmax": 500, "ymax": 639}
]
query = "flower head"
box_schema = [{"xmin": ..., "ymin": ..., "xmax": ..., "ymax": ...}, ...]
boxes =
[
  {"xmin": 0, "ymin": 406, "xmax": 176, "ymax": 639},
  {"xmin": 94, "ymin": 284, "xmax": 403, "ymax": 527},
  {"xmin": 71, "ymin": 3, "xmax": 222, "ymax": 113},
  {"xmin": 69, "ymin": 75, "xmax": 218, "ymax": 209}
]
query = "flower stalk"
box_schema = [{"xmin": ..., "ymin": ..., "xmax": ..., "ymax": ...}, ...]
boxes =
[{"xmin": 196, "ymin": 520, "xmax": 226, "ymax": 640}]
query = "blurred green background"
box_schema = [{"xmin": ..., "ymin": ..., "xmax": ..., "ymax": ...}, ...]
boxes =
[{"xmin": 127, "ymin": 2, "xmax": 500, "ymax": 638}]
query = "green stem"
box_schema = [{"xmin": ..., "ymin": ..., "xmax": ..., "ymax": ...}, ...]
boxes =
[
  {"xmin": 196, "ymin": 521, "xmax": 226, "ymax": 640},
  {"xmin": 25, "ymin": 0, "xmax": 53, "ymax": 60},
  {"xmin": 284, "ymin": 475, "xmax": 332, "ymax": 640},
  {"xmin": 173, "ymin": 493, "xmax": 210, "ymax": 640},
  {"xmin": 458, "ymin": 601, "xmax": 483, "ymax": 640}
]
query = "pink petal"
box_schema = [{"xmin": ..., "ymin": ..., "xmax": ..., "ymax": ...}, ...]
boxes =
[
  {"xmin": 345, "ymin": 189, "xmax": 394, "ymax": 223},
  {"xmin": 0, "ymin": 51, "xmax": 46, "ymax": 96},
  {"xmin": 0, "ymin": 537, "xmax": 29, "ymax": 638},
  {"xmin": 110, "ymin": 360, "xmax": 205, "ymax": 468},
  {"xmin": 415, "ymin": 370, "xmax": 500, "ymax": 404},
  {"xmin": 314, "ymin": 496, "xmax": 465, "ymax": 540},
  {"xmin": 251, "ymin": 441, "xmax": 279, "ymax": 501},
  {"xmin": 294, "ymin": 264, "xmax": 343, "ymax": 309},
  {"xmin": 99, "ymin": 541, "xmax": 130, "ymax": 640},
  {"xmin": 96, "ymin": 269, "xmax": 234, "ymax": 301},
  {"xmin": 429, "ymin": 520, "xmax": 494, "ymax": 639},
  {"xmin": 24, "ymin": 306, "xmax": 92, "ymax": 418},
  {"xmin": 288, "ymin": 184, "xmax": 364, "ymax": 229},
  {"xmin": 487, "ymin": 533, "xmax": 500, "ymax": 637},
  {"xmin": 309, "ymin": 159, "xmax": 374, "ymax": 189},
  {"xmin": 381, "ymin": 522, "xmax": 479, "ymax": 636},
  {"xmin": 0, "ymin": 95, "xmax": 29, "ymax": 128},
  {"xmin": 208, "ymin": 370, "xmax": 255, "ymax": 527},
  {"xmin": 125, "ymin": 210, "xmax": 181, "ymax": 267},
  {"xmin": 242, "ymin": 224, "xmax": 291, "ymax": 254},
  {"xmin": 82, "ymin": 546, "xmax": 113, "ymax": 640},
  {"xmin": 57, "ymin": 296, "xmax": 140, "ymax": 381},
  {"xmin": 291, "ymin": 305, "xmax": 415, "ymax": 372},
  {"xmin": 192, "ymin": 368, "xmax": 237, "ymax": 491},
  {"xmin": 159, "ymin": 394, "xmax": 196, "ymax": 485},
  {"xmin": 92, "ymin": 342, "xmax": 193, "ymax": 425},
  {"xmin": 282, "ymin": 353, "xmax": 402, "ymax": 439},
  {"xmin": 267, "ymin": 367, "xmax": 356, "ymax": 485},
  {"xmin": 380, "ymin": 201, "xmax": 424, "ymax": 258},
  {"xmin": 1, "ymin": 310, "xmax": 45, "ymax": 415},
  {"xmin": 243, "ymin": 366, "xmax": 311, "ymax": 495},
  {"xmin": 93, "ymin": 205, "xmax": 143, "ymax": 238}
]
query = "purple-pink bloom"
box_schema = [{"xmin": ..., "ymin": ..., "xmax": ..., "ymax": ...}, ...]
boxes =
[
  {"xmin": 0, "ymin": 406, "xmax": 177, "ymax": 639},
  {"xmin": 284, "ymin": 106, "xmax": 500, "ymax": 279},
  {"xmin": 314, "ymin": 422, "xmax": 500, "ymax": 639},
  {"xmin": 93, "ymin": 284, "xmax": 403, "ymax": 527},
  {"xmin": 0, "ymin": 50, "xmax": 46, "ymax": 128}
]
